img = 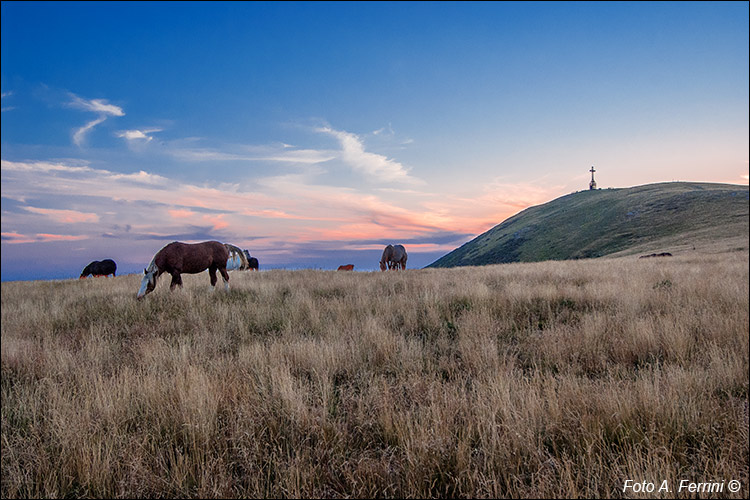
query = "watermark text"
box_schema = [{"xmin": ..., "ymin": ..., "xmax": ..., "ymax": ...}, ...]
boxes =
[{"xmin": 623, "ymin": 479, "xmax": 742, "ymax": 494}]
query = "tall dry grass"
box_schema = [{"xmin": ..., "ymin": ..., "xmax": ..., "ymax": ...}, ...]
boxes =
[{"xmin": 2, "ymin": 252, "xmax": 748, "ymax": 498}]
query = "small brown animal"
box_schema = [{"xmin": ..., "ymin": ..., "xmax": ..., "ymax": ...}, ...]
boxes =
[
  {"xmin": 639, "ymin": 252, "xmax": 673, "ymax": 259},
  {"xmin": 337, "ymin": 264, "xmax": 354, "ymax": 271}
]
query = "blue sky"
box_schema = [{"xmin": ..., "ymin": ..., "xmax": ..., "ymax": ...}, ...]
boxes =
[{"xmin": 2, "ymin": 1, "xmax": 748, "ymax": 281}]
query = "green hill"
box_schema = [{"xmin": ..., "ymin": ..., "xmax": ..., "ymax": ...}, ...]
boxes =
[{"xmin": 427, "ymin": 182, "xmax": 749, "ymax": 268}]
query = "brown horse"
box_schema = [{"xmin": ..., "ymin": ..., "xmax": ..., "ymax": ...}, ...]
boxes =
[
  {"xmin": 337, "ymin": 264, "xmax": 354, "ymax": 271},
  {"xmin": 380, "ymin": 244, "xmax": 408, "ymax": 271},
  {"xmin": 379, "ymin": 245, "xmax": 394, "ymax": 271},
  {"xmin": 137, "ymin": 241, "xmax": 230, "ymax": 299},
  {"xmin": 80, "ymin": 259, "xmax": 117, "ymax": 278},
  {"xmin": 391, "ymin": 244, "xmax": 408, "ymax": 270}
]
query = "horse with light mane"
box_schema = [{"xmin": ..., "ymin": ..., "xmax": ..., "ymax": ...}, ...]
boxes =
[
  {"xmin": 137, "ymin": 241, "xmax": 231, "ymax": 299},
  {"xmin": 225, "ymin": 243, "xmax": 250, "ymax": 270}
]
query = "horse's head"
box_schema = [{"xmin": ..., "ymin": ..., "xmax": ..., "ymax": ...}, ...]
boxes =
[
  {"xmin": 137, "ymin": 264, "xmax": 159, "ymax": 299},
  {"xmin": 379, "ymin": 260, "xmax": 387, "ymax": 271}
]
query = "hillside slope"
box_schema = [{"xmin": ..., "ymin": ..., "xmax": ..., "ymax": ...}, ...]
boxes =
[{"xmin": 427, "ymin": 182, "xmax": 749, "ymax": 268}]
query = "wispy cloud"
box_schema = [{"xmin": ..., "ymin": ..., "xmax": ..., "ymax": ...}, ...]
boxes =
[
  {"xmin": 68, "ymin": 94, "xmax": 124, "ymax": 116},
  {"xmin": 23, "ymin": 207, "xmax": 99, "ymax": 224},
  {"xmin": 168, "ymin": 208, "xmax": 196, "ymax": 219},
  {"xmin": 1, "ymin": 91, "xmax": 15, "ymax": 112},
  {"xmin": 1, "ymin": 159, "xmax": 94, "ymax": 174},
  {"xmin": 1, "ymin": 232, "xmax": 88, "ymax": 244},
  {"xmin": 316, "ymin": 126, "xmax": 421, "ymax": 184},
  {"xmin": 169, "ymin": 144, "xmax": 336, "ymax": 164},
  {"xmin": 116, "ymin": 128, "xmax": 162, "ymax": 142},
  {"xmin": 67, "ymin": 93, "xmax": 124, "ymax": 146},
  {"xmin": 72, "ymin": 116, "xmax": 107, "ymax": 147}
]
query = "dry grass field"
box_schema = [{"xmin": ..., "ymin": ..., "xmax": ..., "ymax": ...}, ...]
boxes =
[{"xmin": 2, "ymin": 251, "xmax": 748, "ymax": 498}]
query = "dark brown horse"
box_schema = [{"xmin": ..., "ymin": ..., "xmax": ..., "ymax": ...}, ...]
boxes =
[
  {"xmin": 137, "ymin": 241, "xmax": 230, "ymax": 299},
  {"xmin": 80, "ymin": 259, "xmax": 117, "ymax": 278}
]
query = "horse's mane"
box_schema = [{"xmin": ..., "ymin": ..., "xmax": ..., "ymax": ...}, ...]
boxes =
[
  {"xmin": 224, "ymin": 243, "xmax": 249, "ymax": 270},
  {"xmin": 145, "ymin": 254, "xmax": 158, "ymax": 274},
  {"xmin": 145, "ymin": 241, "xmax": 175, "ymax": 274}
]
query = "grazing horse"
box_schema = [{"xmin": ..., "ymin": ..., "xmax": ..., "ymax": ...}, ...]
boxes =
[
  {"xmin": 380, "ymin": 244, "xmax": 408, "ymax": 271},
  {"xmin": 242, "ymin": 249, "xmax": 259, "ymax": 271},
  {"xmin": 391, "ymin": 244, "xmax": 408, "ymax": 270},
  {"xmin": 380, "ymin": 245, "xmax": 394, "ymax": 271},
  {"xmin": 337, "ymin": 264, "xmax": 354, "ymax": 271},
  {"xmin": 225, "ymin": 243, "xmax": 250, "ymax": 270},
  {"xmin": 137, "ymin": 241, "xmax": 230, "ymax": 299},
  {"xmin": 248, "ymin": 256, "xmax": 259, "ymax": 271},
  {"xmin": 80, "ymin": 259, "xmax": 117, "ymax": 278}
]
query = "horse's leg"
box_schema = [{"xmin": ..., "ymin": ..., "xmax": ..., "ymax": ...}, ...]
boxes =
[
  {"xmin": 219, "ymin": 267, "xmax": 230, "ymax": 291},
  {"xmin": 170, "ymin": 272, "xmax": 183, "ymax": 291},
  {"xmin": 208, "ymin": 266, "xmax": 218, "ymax": 288}
]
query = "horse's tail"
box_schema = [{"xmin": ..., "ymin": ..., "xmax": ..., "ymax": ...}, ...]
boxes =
[{"xmin": 224, "ymin": 243, "xmax": 249, "ymax": 270}]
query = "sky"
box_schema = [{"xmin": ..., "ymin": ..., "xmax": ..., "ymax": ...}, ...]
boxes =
[{"xmin": 1, "ymin": 1, "xmax": 748, "ymax": 282}]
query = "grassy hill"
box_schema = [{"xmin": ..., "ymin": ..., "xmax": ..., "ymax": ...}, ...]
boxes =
[{"xmin": 428, "ymin": 182, "xmax": 749, "ymax": 268}]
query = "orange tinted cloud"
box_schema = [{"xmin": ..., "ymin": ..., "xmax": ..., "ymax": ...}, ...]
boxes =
[
  {"xmin": 168, "ymin": 208, "xmax": 196, "ymax": 219},
  {"xmin": 36, "ymin": 233, "xmax": 88, "ymax": 242},
  {"xmin": 24, "ymin": 207, "xmax": 99, "ymax": 224},
  {"xmin": 201, "ymin": 214, "xmax": 229, "ymax": 231},
  {"xmin": 2, "ymin": 232, "xmax": 88, "ymax": 244}
]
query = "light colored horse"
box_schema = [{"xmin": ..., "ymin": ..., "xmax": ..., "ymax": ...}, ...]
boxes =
[{"xmin": 225, "ymin": 243, "xmax": 250, "ymax": 270}]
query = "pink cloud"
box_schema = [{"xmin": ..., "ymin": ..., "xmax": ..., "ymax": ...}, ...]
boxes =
[
  {"xmin": 23, "ymin": 207, "xmax": 99, "ymax": 224},
  {"xmin": 168, "ymin": 208, "xmax": 196, "ymax": 219},
  {"xmin": 36, "ymin": 233, "xmax": 88, "ymax": 242},
  {"xmin": 2, "ymin": 232, "xmax": 88, "ymax": 244},
  {"xmin": 202, "ymin": 214, "xmax": 229, "ymax": 231}
]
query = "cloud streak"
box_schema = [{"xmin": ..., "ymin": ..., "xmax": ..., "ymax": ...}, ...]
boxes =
[
  {"xmin": 117, "ymin": 128, "xmax": 162, "ymax": 142},
  {"xmin": 1, "ymin": 232, "xmax": 88, "ymax": 244},
  {"xmin": 67, "ymin": 93, "xmax": 124, "ymax": 146},
  {"xmin": 68, "ymin": 94, "xmax": 124, "ymax": 116},
  {"xmin": 316, "ymin": 126, "xmax": 421, "ymax": 184},
  {"xmin": 1, "ymin": 91, "xmax": 15, "ymax": 112},
  {"xmin": 168, "ymin": 144, "xmax": 336, "ymax": 164},
  {"xmin": 23, "ymin": 207, "xmax": 99, "ymax": 224}
]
